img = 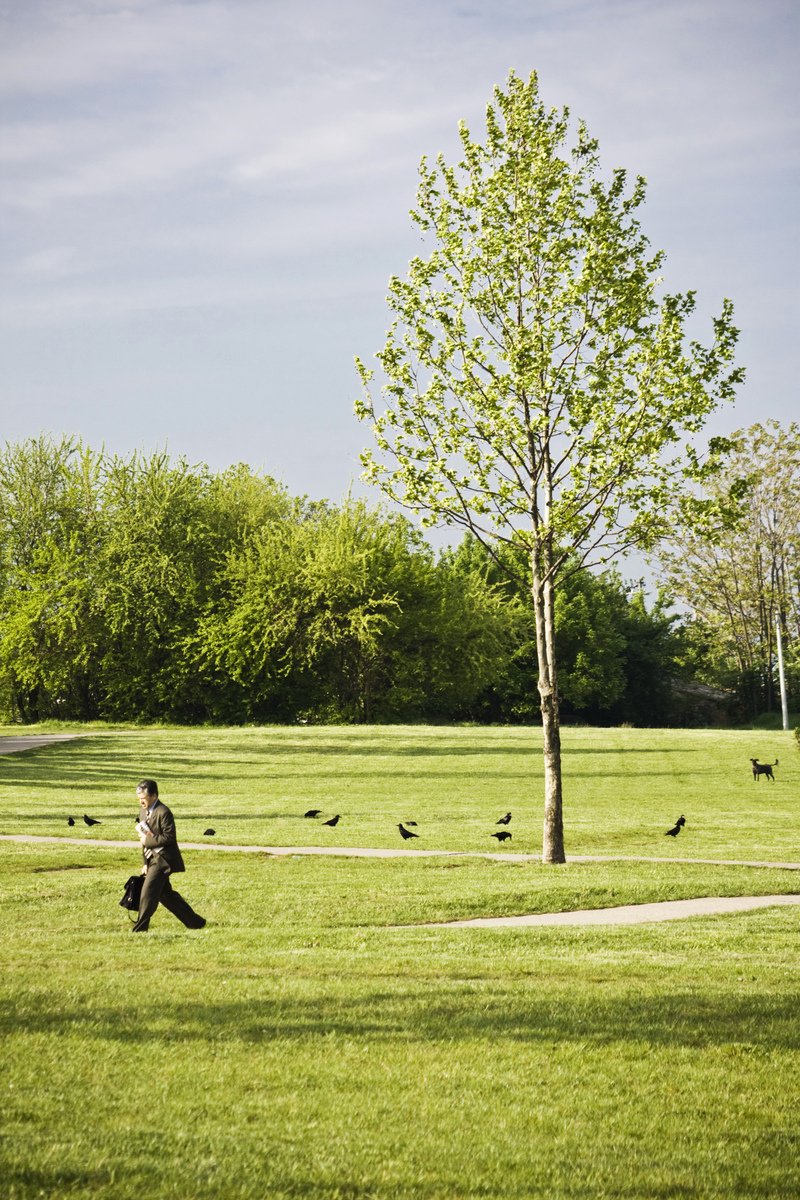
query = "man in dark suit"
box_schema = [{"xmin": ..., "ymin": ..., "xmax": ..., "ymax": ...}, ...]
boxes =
[{"xmin": 131, "ymin": 779, "xmax": 206, "ymax": 933}]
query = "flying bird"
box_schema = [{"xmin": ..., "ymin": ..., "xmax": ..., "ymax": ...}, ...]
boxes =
[
  {"xmin": 83, "ymin": 814, "xmax": 101, "ymax": 826},
  {"xmin": 496, "ymin": 813, "xmax": 512, "ymax": 825},
  {"xmin": 304, "ymin": 809, "xmax": 322, "ymax": 818},
  {"xmin": 203, "ymin": 828, "xmax": 216, "ymax": 836},
  {"xmin": 322, "ymin": 815, "xmax": 340, "ymax": 826},
  {"xmin": 404, "ymin": 820, "xmax": 418, "ymax": 826},
  {"xmin": 665, "ymin": 816, "xmax": 686, "ymax": 838},
  {"xmin": 67, "ymin": 817, "xmax": 75, "ymax": 827},
  {"xmin": 398, "ymin": 823, "xmax": 419, "ymax": 840},
  {"xmin": 491, "ymin": 831, "xmax": 512, "ymax": 842}
]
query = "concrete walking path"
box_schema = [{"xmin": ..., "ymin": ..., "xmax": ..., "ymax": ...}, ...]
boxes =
[
  {"xmin": 412, "ymin": 893, "xmax": 800, "ymax": 929},
  {"xmin": 2, "ymin": 833, "xmax": 800, "ymax": 872},
  {"xmin": 3, "ymin": 735, "xmax": 797, "ymax": 927},
  {"xmin": 0, "ymin": 734, "xmax": 85, "ymax": 754},
  {"xmin": 2, "ymin": 833, "xmax": 800, "ymax": 927}
]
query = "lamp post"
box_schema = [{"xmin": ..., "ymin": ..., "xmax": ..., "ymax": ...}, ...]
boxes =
[{"xmin": 775, "ymin": 615, "xmax": 789, "ymax": 732}]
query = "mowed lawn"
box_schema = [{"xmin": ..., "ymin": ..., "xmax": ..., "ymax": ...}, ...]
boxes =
[
  {"xmin": 1, "ymin": 725, "xmax": 799, "ymax": 1199},
  {"xmin": 0, "ymin": 723, "xmax": 796, "ymax": 859}
]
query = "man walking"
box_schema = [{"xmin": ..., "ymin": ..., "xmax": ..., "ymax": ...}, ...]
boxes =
[{"xmin": 131, "ymin": 779, "xmax": 206, "ymax": 933}]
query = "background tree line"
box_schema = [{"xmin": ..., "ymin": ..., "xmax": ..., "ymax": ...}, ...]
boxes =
[
  {"xmin": 0, "ymin": 434, "xmax": 711, "ymax": 726},
  {"xmin": 656, "ymin": 420, "xmax": 800, "ymax": 720}
]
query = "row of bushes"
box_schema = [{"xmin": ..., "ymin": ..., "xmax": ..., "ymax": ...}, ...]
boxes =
[{"xmin": 0, "ymin": 437, "xmax": 718, "ymax": 725}]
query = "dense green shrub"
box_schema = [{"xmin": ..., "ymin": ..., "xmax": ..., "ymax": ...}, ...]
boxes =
[{"xmin": 0, "ymin": 437, "xmax": 705, "ymax": 726}]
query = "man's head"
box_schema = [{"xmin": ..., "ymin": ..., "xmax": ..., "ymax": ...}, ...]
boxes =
[{"xmin": 136, "ymin": 779, "xmax": 158, "ymax": 809}]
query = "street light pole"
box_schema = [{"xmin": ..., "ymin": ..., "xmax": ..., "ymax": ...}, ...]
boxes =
[{"xmin": 775, "ymin": 615, "xmax": 789, "ymax": 732}]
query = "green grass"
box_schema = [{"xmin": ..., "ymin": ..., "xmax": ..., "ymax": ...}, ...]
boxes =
[
  {"xmin": 1, "ymin": 725, "xmax": 799, "ymax": 1198},
  {"xmin": 0, "ymin": 723, "xmax": 797, "ymax": 861}
]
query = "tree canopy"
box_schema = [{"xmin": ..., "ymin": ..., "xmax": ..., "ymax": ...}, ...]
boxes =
[
  {"xmin": 0, "ymin": 438, "xmax": 519, "ymax": 725},
  {"xmin": 0, "ymin": 435, "xmax": 699, "ymax": 730},
  {"xmin": 356, "ymin": 71, "xmax": 743, "ymax": 861},
  {"xmin": 656, "ymin": 420, "xmax": 800, "ymax": 717}
]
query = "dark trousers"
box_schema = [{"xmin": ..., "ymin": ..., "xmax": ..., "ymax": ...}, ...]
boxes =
[{"xmin": 131, "ymin": 860, "xmax": 204, "ymax": 932}]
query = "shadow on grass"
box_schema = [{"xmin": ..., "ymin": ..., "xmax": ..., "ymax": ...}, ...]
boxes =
[
  {"xmin": 0, "ymin": 736, "xmax": 708, "ymax": 768},
  {"xmin": 30, "ymin": 863, "xmax": 98, "ymax": 873},
  {"xmin": 230, "ymin": 743, "xmax": 705, "ymax": 758},
  {"xmin": 0, "ymin": 1167, "xmax": 122, "ymax": 1196},
  {"xmin": 0, "ymin": 735, "xmax": 708, "ymax": 806},
  {"xmin": 3, "ymin": 988, "xmax": 797, "ymax": 1051}
]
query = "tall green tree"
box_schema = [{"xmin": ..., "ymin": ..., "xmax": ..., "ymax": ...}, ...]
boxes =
[
  {"xmin": 657, "ymin": 421, "xmax": 800, "ymax": 715},
  {"xmin": 0, "ymin": 437, "xmax": 104, "ymax": 720},
  {"xmin": 95, "ymin": 452, "xmax": 214, "ymax": 719},
  {"xmin": 356, "ymin": 71, "xmax": 743, "ymax": 861},
  {"xmin": 455, "ymin": 536, "xmax": 684, "ymax": 726},
  {"xmin": 96, "ymin": 455, "xmax": 293, "ymax": 720},
  {"xmin": 195, "ymin": 499, "xmax": 516, "ymax": 723},
  {"xmin": 194, "ymin": 499, "xmax": 399, "ymax": 721}
]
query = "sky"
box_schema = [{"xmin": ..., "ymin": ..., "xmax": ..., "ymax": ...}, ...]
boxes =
[{"xmin": 1, "ymin": 0, "xmax": 798, "ymax": 538}]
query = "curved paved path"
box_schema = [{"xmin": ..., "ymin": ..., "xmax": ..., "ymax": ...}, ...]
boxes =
[
  {"xmin": 3, "ymin": 833, "xmax": 800, "ymax": 871},
  {"xmin": 2, "ymin": 833, "xmax": 800, "ymax": 927},
  {"xmin": 411, "ymin": 894, "xmax": 800, "ymax": 928},
  {"xmin": 0, "ymin": 734, "xmax": 85, "ymax": 754},
  {"xmin": 3, "ymin": 737, "xmax": 797, "ymax": 926}
]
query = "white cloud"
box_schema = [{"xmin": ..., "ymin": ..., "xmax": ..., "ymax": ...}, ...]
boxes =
[
  {"xmin": 0, "ymin": 1, "xmax": 231, "ymax": 94},
  {"xmin": 3, "ymin": 0, "xmax": 792, "ymax": 216},
  {"xmin": 15, "ymin": 245, "xmax": 80, "ymax": 278},
  {"xmin": 230, "ymin": 106, "xmax": 436, "ymax": 184},
  {"xmin": 0, "ymin": 264, "xmax": 383, "ymax": 327},
  {"xmin": 0, "ymin": 0, "xmax": 797, "ymax": 484}
]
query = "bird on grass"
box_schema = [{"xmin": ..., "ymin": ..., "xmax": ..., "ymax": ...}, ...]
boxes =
[
  {"xmin": 203, "ymin": 828, "xmax": 216, "ymax": 836},
  {"xmin": 322, "ymin": 815, "xmax": 340, "ymax": 826},
  {"xmin": 665, "ymin": 816, "xmax": 686, "ymax": 837},
  {"xmin": 304, "ymin": 809, "xmax": 322, "ymax": 818},
  {"xmin": 491, "ymin": 831, "xmax": 512, "ymax": 842},
  {"xmin": 83, "ymin": 814, "xmax": 101, "ymax": 826},
  {"xmin": 496, "ymin": 813, "xmax": 512, "ymax": 825},
  {"xmin": 67, "ymin": 817, "xmax": 75, "ymax": 827},
  {"xmin": 398, "ymin": 823, "xmax": 419, "ymax": 840}
]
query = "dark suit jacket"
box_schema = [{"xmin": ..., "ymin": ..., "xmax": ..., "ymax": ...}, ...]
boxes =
[{"xmin": 140, "ymin": 800, "xmax": 186, "ymax": 873}]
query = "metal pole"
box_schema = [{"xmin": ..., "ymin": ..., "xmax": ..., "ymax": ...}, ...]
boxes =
[{"xmin": 775, "ymin": 615, "xmax": 789, "ymax": 732}]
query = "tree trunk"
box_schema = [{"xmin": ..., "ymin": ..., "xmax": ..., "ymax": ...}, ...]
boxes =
[{"xmin": 531, "ymin": 556, "xmax": 565, "ymax": 864}]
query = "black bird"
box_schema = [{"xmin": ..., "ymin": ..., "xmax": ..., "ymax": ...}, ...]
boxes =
[
  {"xmin": 665, "ymin": 815, "xmax": 686, "ymax": 838},
  {"xmin": 398, "ymin": 823, "xmax": 419, "ymax": 840},
  {"xmin": 83, "ymin": 814, "xmax": 101, "ymax": 826},
  {"xmin": 304, "ymin": 809, "xmax": 322, "ymax": 818},
  {"xmin": 491, "ymin": 830, "xmax": 512, "ymax": 842},
  {"xmin": 67, "ymin": 816, "xmax": 75, "ymax": 827},
  {"xmin": 322, "ymin": 815, "xmax": 340, "ymax": 826},
  {"xmin": 203, "ymin": 828, "xmax": 216, "ymax": 836},
  {"xmin": 496, "ymin": 813, "xmax": 512, "ymax": 825}
]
